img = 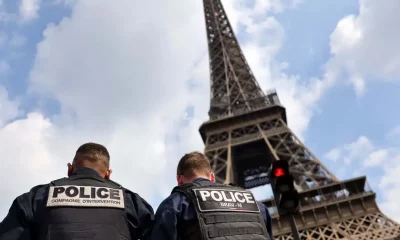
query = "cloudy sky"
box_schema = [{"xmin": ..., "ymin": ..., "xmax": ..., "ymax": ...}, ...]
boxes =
[{"xmin": 0, "ymin": 0, "xmax": 399, "ymax": 223}]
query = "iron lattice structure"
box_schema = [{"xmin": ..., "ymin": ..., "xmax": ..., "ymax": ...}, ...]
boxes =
[{"xmin": 198, "ymin": 0, "xmax": 400, "ymax": 239}]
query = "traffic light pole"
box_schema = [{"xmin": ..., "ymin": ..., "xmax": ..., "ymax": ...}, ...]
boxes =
[
  {"xmin": 289, "ymin": 214, "xmax": 300, "ymax": 240},
  {"xmin": 271, "ymin": 190, "xmax": 301, "ymax": 240}
]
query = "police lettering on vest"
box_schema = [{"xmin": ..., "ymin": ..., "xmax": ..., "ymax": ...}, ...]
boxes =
[
  {"xmin": 46, "ymin": 185, "xmax": 125, "ymax": 209},
  {"xmin": 193, "ymin": 188, "xmax": 260, "ymax": 213}
]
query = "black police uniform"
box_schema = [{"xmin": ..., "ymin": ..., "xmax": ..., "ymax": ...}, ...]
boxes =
[
  {"xmin": 0, "ymin": 168, "xmax": 155, "ymax": 240},
  {"xmin": 153, "ymin": 178, "xmax": 271, "ymax": 240}
]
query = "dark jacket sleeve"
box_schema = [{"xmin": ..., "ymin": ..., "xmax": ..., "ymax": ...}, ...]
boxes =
[
  {"xmin": 125, "ymin": 190, "xmax": 155, "ymax": 240},
  {"xmin": 264, "ymin": 205, "xmax": 273, "ymax": 240},
  {"xmin": 151, "ymin": 204, "xmax": 178, "ymax": 240},
  {"xmin": 0, "ymin": 192, "xmax": 33, "ymax": 240},
  {"xmin": 257, "ymin": 202, "xmax": 273, "ymax": 240},
  {"xmin": 151, "ymin": 193, "xmax": 183, "ymax": 240}
]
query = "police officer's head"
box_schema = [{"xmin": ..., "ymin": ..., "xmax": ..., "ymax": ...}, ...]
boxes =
[
  {"xmin": 176, "ymin": 151, "xmax": 215, "ymax": 185},
  {"xmin": 67, "ymin": 142, "xmax": 112, "ymax": 179}
]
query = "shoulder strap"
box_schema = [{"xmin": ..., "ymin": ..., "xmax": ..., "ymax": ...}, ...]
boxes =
[
  {"xmin": 107, "ymin": 179, "xmax": 123, "ymax": 188},
  {"xmin": 171, "ymin": 182, "xmax": 200, "ymax": 195},
  {"xmin": 50, "ymin": 177, "xmax": 68, "ymax": 186}
]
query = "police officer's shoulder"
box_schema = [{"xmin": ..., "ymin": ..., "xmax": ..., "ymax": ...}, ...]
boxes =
[
  {"xmin": 11, "ymin": 183, "xmax": 48, "ymax": 205},
  {"xmin": 123, "ymin": 188, "xmax": 144, "ymax": 202},
  {"xmin": 113, "ymin": 182, "xmax": 153, "ymax": 210},
  {"xmin": 171, "ymin": 182, "xmax": 197, "ymax": 194},
  {"xmin": 105, "ymin": 180, "xmax": 136, "ymax": 201},
  {"xmin": 105, "ymin": 178, "xmax": 123, "ymax": 188},
  {"xmin": 156, "ymin": 190, "xmax": 185, "ymax": 213},
  {"xmin": 163, "ymin": 191, "xmax": 182, "ymax": 204},
  {"xmin": 26, "ymin": 177, "xmax": 62, "ymax": 199},
  {"xmin": 30, "ymin": 182, "xmax": 50, "ymax": 192},
  {"xmin": 170, "ymin": 182, "xmax": 199, "ymax": 201},
  {"xmin": 106, "ymin": 180, "xmax": 135, "ymax": 198},
  {"xmin": 47, "ymin": 176, "xmax": 68, "ymax": 185},
  {"xmin": 7, "ymin": 182, "xmax": 52, "ymax": 221}
]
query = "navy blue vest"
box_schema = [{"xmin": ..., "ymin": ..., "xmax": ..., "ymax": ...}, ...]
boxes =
[
  {"xmin": 172, "ymin": 181, "xmax": 270, "ymax": 240},
  {"xmin": 33, "ymin": 173, "xmax": 132, "ymax": 240}
]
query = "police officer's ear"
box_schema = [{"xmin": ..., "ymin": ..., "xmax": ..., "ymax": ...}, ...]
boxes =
[
  {"xmin": 67, "ymin": 163, "xmax": 74, "ymax": 177},
  {"xmin": 105, "ymin": 169, "xmax": 112, "ymax": 180},
  {"xmin": 210, "ymin": 172, "xmax": 215, "ymax": 182},
  {"xmin": 177, "ymin": 175, "xmax": 184, "ymax": 186}
]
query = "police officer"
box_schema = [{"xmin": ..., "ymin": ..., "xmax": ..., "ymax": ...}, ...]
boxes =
[
  {"xmin": 0, "ymin": 142, "xmax": 155, "ymax": 240},
  {"xmin": 151, "ymin": 151, "xmax": 273, "ymax": 240}
]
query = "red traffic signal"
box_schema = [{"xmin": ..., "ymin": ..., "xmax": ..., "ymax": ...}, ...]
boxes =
[
  {"xmin": 271, "ymin": 160, "xmax": 289, "ymax": 176},
  {"xmin": 270, "ymin": 160, "xmax": 299, "ymax": 215},
  {"xmin": 274, "ymin": 168, "xmax": 285, "ymax": 177},
  {"xmin": 271, "ymin": 161, "xmax": 293, "ymax": 193}
]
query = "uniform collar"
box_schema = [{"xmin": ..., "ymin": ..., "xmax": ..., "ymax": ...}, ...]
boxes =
[
  {"xmin": 71, "ymin": 167, "xmax": 103, "ymax": 178},
  {"xmin": 193, "ymin": 177, "xmax": 213, "ymax": 183}
]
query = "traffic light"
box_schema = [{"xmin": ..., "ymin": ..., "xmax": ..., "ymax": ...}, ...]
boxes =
[{"xmin": 270, "ymin": 160, "xmax": 299, "ymax": 215}]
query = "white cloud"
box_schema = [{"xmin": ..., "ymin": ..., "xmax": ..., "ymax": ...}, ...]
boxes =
[
  {"xmin": 324, "ymin": 136, "xmax": 389, "ymax": 167},
  {"xmin": 331, "ymin": 15, "xmax": 362, "ymax": 53},
  {"xmin": 349, "ymin": 74, "xmax": 365, "ymax": 96},
  {"xmin": 19, "ymin": 0, "xmax": 41, "ymax": 22},
  {"xmin": 364, "ymin": 149, "xmax": 389, "ymax": 167},
  {"xmin": 324, "ymin": 147, "xmax": 341, "ymax": 162},
  {"xmin": 329, "ymin": 0, "xmax": 400, "ymax": 95},
  {"xmin": 325, "ymin": 134, "xmax": 400, "ymax": 222},
  {"xmin": 0, "ymin": 60, "xmax": 10, "ymax": 76},
  {"xmin": 0, "ymin": 113, "xmax": 59, "ymax": 211},
  {"xmin": 0, "ymin": 85, "xmax": 20, "ymax": 127},
  {"xmin": 386, "ymin": 125, "xmax": 400, "ymax": 138},
  {"xmin": 379, "ymin": 157, "xmax": 400, "ymax": 223},
  {"xmin": 343, "ymin": 136, "xmax": 374, "ymax": 164}
]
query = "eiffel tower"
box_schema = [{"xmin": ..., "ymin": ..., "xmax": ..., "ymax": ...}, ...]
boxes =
[{"xmin": 197, "ymin": 0, "xmax": 400, "ymax": 239}]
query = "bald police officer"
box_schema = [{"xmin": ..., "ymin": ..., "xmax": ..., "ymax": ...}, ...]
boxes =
[
  {"xmin": 152, "ymin": 151, "xmax": 273, "ymax": 240},
  {"xmin": 0, "ymin": 142, "xmax": 155, "ymax": 240}
]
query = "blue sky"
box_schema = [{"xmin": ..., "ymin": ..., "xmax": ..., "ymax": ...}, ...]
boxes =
[{"xmin": 0, "ymin": 0, "xmax": 399, "ymax": 224}]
